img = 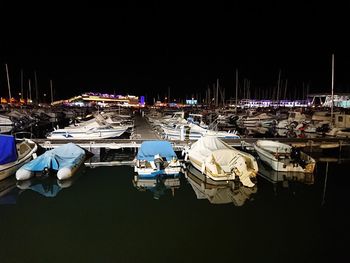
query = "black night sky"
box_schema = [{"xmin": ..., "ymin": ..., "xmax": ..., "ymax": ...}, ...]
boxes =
[{"xmin": 1, "ymin": 3, "xmax": 349, "ymax": 103}]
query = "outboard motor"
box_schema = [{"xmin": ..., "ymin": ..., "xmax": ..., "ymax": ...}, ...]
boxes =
[
  {"xmin": 290, "ymin": 147, "xmax": 303, "ymax": 167},
  {"xmin": 290, "ymin": 147, "xmax": 300, "ymax": 160},
  {"xmin": 154, "ymin": 154, "xmax": 164, "ymax": 171}
]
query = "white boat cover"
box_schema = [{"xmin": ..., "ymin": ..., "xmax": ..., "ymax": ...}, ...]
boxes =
[
  {"xmin": 188, "ymin": 137, "xmax": 255, "ymax": 187},
  {"xmin": 188, "ymin": 136, "xmax": 231, "ymax": 157}
]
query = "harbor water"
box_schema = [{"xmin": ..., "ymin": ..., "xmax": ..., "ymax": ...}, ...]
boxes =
[{"xmin": 1, "ymin": 151, "xmax": 349, "ymax": 263}]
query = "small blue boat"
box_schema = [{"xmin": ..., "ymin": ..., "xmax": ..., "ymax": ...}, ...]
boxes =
[
  {"xmin": 134, "ymin": 140, "xmax": 182, "ymax": 178},
  {"xmin": 16, "ymin": 143, "xmax": 86, "ymax": 180}
]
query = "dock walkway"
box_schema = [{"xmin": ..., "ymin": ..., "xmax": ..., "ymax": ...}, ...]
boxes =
[{"xmin": 131, "ymin": 115, "xmax": 160, "ymax": 140}]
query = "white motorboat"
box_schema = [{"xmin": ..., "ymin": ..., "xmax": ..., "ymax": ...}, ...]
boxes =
[
  {"xmin": 0, "ymin": 135, "xmax": 38, "ymax": 181},
  {"xmin": 0, "ymin": 114, "xmax": 13, "ymax": 126},
  {"xmin": 185, "ymin": 136, "xmax": 258, "ymax": 187},
  {"xmin": 239, "ymin": 112, "xmax": 275, "ymax": 127},
  {"xmin": 162, "ymin": 122, "xmax": 239, "ymax": 140},
  {"xmin": 253, "ymin": 140, "xmax": 316, "ymax": 173},
  {"xmin": 46, "ymin": 124, "xmax": 128, "ymax": 140},
  {"xmin": 134, "ymin": 141, "xmax": 183, "ymax": 177}
]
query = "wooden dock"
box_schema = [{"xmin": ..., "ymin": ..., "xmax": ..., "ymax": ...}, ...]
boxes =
[{"xmin": 130, "ymin": 115, "xmax": 160, "ymax": 140}]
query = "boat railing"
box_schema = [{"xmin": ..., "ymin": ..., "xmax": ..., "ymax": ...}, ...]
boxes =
[
  {"xmin": 208, "ymin": 118, "xmax": 219, "ymax": 131},
  {"xmin": 13, "ymin": 131, "xmax": 36, "ymax": 139}
]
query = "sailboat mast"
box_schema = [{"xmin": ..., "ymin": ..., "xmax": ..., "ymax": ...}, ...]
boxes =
[
  {"xmin": 5, "ymin": 64, "xmax": 11, "ymax": 100},
  {"xmin": 50, "ymin": 79, "xmax": 53, "ymax": 104},
  {"xmin": 216, "ymin": 78, "xmax": 219, "ymax": 107},
  {"xmin": 34, "ymin": 71, "xmax": 39, "ymax": 104},
  {"xmin": 235, "ymin": 68, "xmax": 238, "ymax": 114},
  {"xmin": 20, "ymin": 69, "xmax": 24, "ymax": 99},
  {"xmin": 331, "ymin": 54, "xmax": 334, "ymax": 123},
  {"xmin": 28, "ymin": 79, "xmax": 32, "ymax": 102},
  {"xmin": 276, "ymin": 69, "xmax": 281, "ymax": 105}
]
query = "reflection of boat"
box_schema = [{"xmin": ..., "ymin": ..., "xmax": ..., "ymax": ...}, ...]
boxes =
[
  {"xmin": 16, "ymin": 172, "xmax": 81, "ymax": 197},
  {"xmin": 253, "ymin": 140, "xmax": 316, "ymax": 173},
  {"xmin": 185, "ymin": 136, "xmax": 258, "ymax": 187},
  {"xmin": 0, "ymin": 135, "xmax": 38, "ymax": 181},
  {"xmin": 134, "ymin": 141, "xmax": 182, "ymax": 177},
  {"xmin": 258, "ymin": 160, "xmax": 314, "ymax": 185},
  {"xmin": 132, "ymin": 174, "xmax": 181, "ymax": 200},
  {"xmin": 185, "ymin": 164, "xmax": 257, "ymax": 206},
  {"xmin": 16, "ymin": 143, "xmax": 86, "ymax": 180},
  {"xmin": 0, "ymin": 176, "xmax": 19, "ymax": 204}
]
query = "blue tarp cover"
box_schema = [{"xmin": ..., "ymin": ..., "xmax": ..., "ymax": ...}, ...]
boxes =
[
  {"xmin": 137, "ymin": 141, "xmax": 177, "ymax": 162},
  {"xmin": 0, "ymin": 135, "xmax": 17, "ymax": 165},
  {"xmin": 21, "ymin": 143, "xmax": 85, "ymax": 172}
]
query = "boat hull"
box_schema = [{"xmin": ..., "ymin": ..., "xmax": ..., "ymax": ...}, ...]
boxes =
[
  {"xmin": 47, "ymin": 130, "xmax": 126, "ymax": 140},
  {"xmin": 0, "ymin": 142, "xmax": 38, "ymax": 181},
  {"xmin": 253, "ymin": 141, "xmax": 315, "ymax": 173},
  {"xmin": 135, "ymin": 166, "xmax": 181, "ymax": 178},
  {"xmin": 16, "ymin": 143, "xmax": 86, "ymax": 181},
  {"xmin": 0, "ymin": 156, "xmax": 33, "ymax": 181}
]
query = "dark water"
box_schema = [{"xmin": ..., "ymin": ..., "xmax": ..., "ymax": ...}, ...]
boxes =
[{"xmin": 1, "ymin": 156, "xmax": 349, "ymax": 263}]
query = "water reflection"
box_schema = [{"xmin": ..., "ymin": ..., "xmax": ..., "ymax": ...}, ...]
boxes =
[
  {"xmin": 16, "ymin": 173, "xmax": 81, "ymax": 198},
  {"xmin": 185, "ymin": 164, "xmax": 257, "ymax": 206},
  {"xmin": 0, "ymin": 176, "xmax": 19, "ymax": 205},
  {"xmin": 258, "ymin": 160, "xmax": 315, "ymax": 185},
  {"xmin": 132, "ymin": 174, "xmax": 181, "ymax": 200}
]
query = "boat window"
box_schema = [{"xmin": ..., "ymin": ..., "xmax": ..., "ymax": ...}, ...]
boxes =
[{"xmin": 338, "ymin": 116, "xmax": 343, "ymax": 122}]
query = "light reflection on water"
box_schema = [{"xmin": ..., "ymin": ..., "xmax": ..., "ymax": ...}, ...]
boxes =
[{"xmin": 0, "ymin": 152, "xmax": 349, "ymax": 263}]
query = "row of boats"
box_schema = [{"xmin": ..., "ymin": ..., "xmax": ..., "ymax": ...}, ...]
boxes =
[
  {"xmin": 3, "ymin": 105, "xmax": 350, "ymax": 140},
  {"xmin": 1, "ymin": 134, "xmax": 316, "ymax": 187},
  {"xmin": 0, "ymin": 133, "xmax": 318, "ymax": 206},
  {"xmin": 1, "ymin": 149, "xmax": 315, "ymax": 205},
  {"xmin": 134, "ymin": 137, "xmax": 316, "ymax": 189},
  {"xmin": 0, "ymin": 106, "xmax": 90, "ymax": 134},
  {"xmin": 0, "ymin": 106, "xmax": 134, "ymax": 140},
  {"xmin": 145, "ymin": 107, "xmax": 350, "ymax": 138},
  {"xmin": 146, "ymin": 111, "xmax": 240, "ymax": 140},
  {"xmin": 46, "ymin": 111, "xmax": 134, "ymax": 140},
  {"xmin": 0, "ymin": 135, "xmax": 88, "ymax": 182}
]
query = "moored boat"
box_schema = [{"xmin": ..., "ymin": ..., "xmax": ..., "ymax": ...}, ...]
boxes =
[
  {"xmin": 185, "ymin": 136, "xmax": 258, "ymax": 187},
  {"xmin": 253, "ymin": 140, "xmax": 316, "ymax": 173},
  {"xmin": 0, "ymin": 135, "xmax": 38, "ymax": 181},
  {"xmin": 16, "ymin": 143, "xmax": 87, "ymax": 180},
  {"xmin": 134, "ymin": 140, "xmax": 182, "ymax": 177},
  {"xmin": 46, "ymin": 125, "xmax": 128, "ymax": 140}
]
